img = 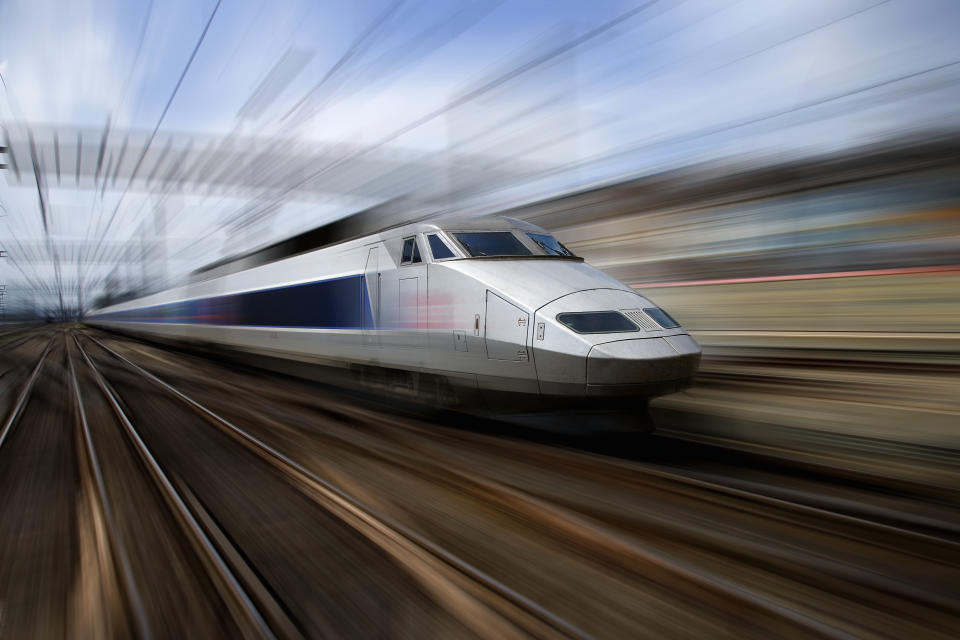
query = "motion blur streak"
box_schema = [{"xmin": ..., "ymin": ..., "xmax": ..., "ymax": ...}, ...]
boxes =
[
  {"xmin": 503, "ymin": 134, "xmax": 960, "ymax": 455},
  {"xmin": 1, "ymin": 0, "xmax": 960, "ymax": 638}
]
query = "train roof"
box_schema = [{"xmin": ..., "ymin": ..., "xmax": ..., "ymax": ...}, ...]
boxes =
[
  {"xmin": 191, "ymin": 206, "xmax": 544, "ymax": 282},
  {"xmin": 190, "ymin": 202, "xmax": 392, "ymax": 281},
  {"xmin": 413, "ymin": 213, "xmax": 541, "ymax": 233}
]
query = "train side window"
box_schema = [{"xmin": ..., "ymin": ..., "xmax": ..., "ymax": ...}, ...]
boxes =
[
  {"xmin": 401, "ymin": 237, "xmax": 422, "ymax": 265},
  {"xmin": 427, "ymin": 233, "xmax": 455, "ymax": 259}
]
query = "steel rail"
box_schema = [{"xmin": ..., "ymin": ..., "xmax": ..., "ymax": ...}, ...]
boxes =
[
  {"xmin": 392, "ymin": 413, "xmax": 960, "ymax": 552},
  {"xmin": 88, "ymin": 333, "xmax": 883, "ymax": 639},
  {"xmin": 85, "ymin": 332, "xmax": 960, "ymax": 637},
  {"xmin": 0, "ymin": 335, "xmax": 54, "ymax": 450},
  {"xmin": 66, "ymin": 335, "xmax": 151, "ymax": 639},
  {"xmin": 227, "ymin": 369, "xmax": 960, "ymax": 628},
  {"xmin": 292, "ymin": 401, "xmax": 956, "ymax": 637},
  {"xmin": 216, "ymin": 372, "xmax": 960, "ymax": 553},
  {"xmin": 637, "ymin": 435, "xmax": 960, "ymax": 547},
  {"xmin": 73, "ymin": 335, "xmax": 276, "ymax": 640},
  {"xmin": 648, "ymin": 463, "xmax": 960, "ymax": 544},
  {"xmin": 0, "ymin": 333, "xmax": 40, "ymax": 353},
  {"xmin": 291, "ymin": 410, "xmax": 960, "ymax": 616},
  {"xmin": 84, "ymin": 333, "xmax": 595, "ymax": 640},
  {"xmin": 0, "ymin": 325, "xmax": 35, "ymax": 344}
]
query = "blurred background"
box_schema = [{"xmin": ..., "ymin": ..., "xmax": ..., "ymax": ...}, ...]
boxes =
[
  {"xmin": 2, "ymin": 0, "xmax": 957, "ymax": 450},
  {"xmin": 2, "ymin": 2, "xmax": 960, "ymax": 638}
]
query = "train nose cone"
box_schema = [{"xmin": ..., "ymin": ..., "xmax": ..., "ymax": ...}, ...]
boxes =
[{"xmin": 586, "ymin": 335, "xmax": 701, "ymax": 395}]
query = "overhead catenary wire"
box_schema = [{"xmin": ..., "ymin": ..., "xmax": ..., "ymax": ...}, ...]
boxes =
[
  {"xmin": 543, "ymin": 55, "xmax": 960, "ymax": 184},
  {"xmin": 88, "ymin": 0, "xmax": 449, "ymax": 293},
  {"xmin": 84, "ymin": 0, "xmax": 223, "ymax": 275},
  {"xmin": 706, "ymin": 0, "xmax": 893, "ymax": 73},
  {"xmin": 171, "ymin": 0, "xmax": 668, "ymax": 277}
]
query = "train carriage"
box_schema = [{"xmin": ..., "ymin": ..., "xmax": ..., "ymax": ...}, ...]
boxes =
[{"xmin": 88, "ymin": 214, "xmax": 700, "ymax": 429}]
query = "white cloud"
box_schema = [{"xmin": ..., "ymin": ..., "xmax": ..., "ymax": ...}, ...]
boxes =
[{"xmin": 0, "ymin": 0, "xmax": 131, "ymax": 125}]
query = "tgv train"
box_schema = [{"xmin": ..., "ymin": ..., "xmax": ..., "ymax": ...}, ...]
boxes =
[{"xmin": 87, "ymin": 215, "xmax": 700, "ymax": 429}]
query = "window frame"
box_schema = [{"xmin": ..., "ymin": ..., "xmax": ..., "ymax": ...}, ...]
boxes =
[
  {"xmin": 449, "ymin": 230, "xmax": 535, "ymax": 258},
  {"xmin": 443, "ymin": 228, "xmax": 582, "ymax": 261},
  {"xmin": 525, "ymin": 232, "xmax": 576, "ymax": 257},
  {"xmin": 426, "ymin": 232, "xmax": 457, "ymax": 261},
  {"xmin": 400, "ymin": 235, "xmax": 424, "ymax": 266}
]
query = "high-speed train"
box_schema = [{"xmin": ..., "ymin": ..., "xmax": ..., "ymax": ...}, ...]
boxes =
[{"xmin": 87, "ymin": 214, "xmax": 700, "ymax": 429}]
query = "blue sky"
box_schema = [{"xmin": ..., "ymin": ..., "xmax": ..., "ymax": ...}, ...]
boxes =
[
  {"xmin": 3, "ymin": 0, "xmax": 959, "ymax": 155},
  {"xmin": 1, "ymin": 0, "xmax": 959, "ymax": 309},
  {"xmin": 5, "ymin": 0, "xmax": 957, "ymax": 139}
]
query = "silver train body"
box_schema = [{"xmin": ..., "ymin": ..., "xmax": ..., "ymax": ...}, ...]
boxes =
[{"xmin": 87, "ymin": 215, "xmax": 700, "ymax": 427}]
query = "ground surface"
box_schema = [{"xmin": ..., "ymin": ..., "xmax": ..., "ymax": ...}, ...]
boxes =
[{"xmin": 0, "ymin": 325, "xmax": 957, "ymax": 639}]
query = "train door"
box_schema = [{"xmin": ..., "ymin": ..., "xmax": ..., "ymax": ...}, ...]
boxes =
[
  {"xmin": 398, "ymin": 235, "xmax": 427, "ymax": 351},
  {"xmin": 485, "ymin": 291, "xmax": 529, "ymax": 361},
  {"xmin": 362, "ymin": 245, "xmax": 381, "ymax": 347}
]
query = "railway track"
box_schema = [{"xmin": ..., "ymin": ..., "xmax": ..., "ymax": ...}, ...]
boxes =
[
  {"xmin": 69, "ymin": 333, "xmax": 277, "ymax": 639},
  {"xmin": 652, "ymin": 425, "xmax": 960, "ymax": 494},
  {"xmin": 77, "ymin": 327, "xmax": 507, "ymax": 638},
  {"xmin": 67, "ymin": 338, "xmax": 148, "ymax": 639},
  {"xmin": 105, "ymin": 332, "xmax": 959, "ymax": 546},
  {"xmin": 335, "ymin": 407, "xmax": 960, "ymax": 554},
  {"xmin": 78, "ymin": 331, "xmax": 594, "ymax": 640},
  {"xmin": 82, "ymin": 330, "xmax": 960, "ymax": 639},
  {"xmin": 638, "ymin": 444, "xmax": 960, "ymax": 543},
  {"xmin": 0, "ymin": 333, "xmax": 82, "ymax": 638},
  {"xmin": 0, "ymin": 324, "xmax": 37, "ymax": 343},
  {"xmin": 4, "ymin": 326, "xmax": 956, "ymax": 638},
  {"xmin": 309, "ymin": 399, "xmax": 960, "ymax": 546},
  {"xmin": 271, "ymin": 404, "xmax": 960, "ymax": 636},
  {"xmin": 0, "ymin": 334, "xmax": 54, "ymax": 449},
  {"xmin": 0, "ymin": 331, "xmax": 44, "ymax": 354}
]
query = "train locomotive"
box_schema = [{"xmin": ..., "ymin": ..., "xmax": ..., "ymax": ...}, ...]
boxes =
[{"xmin": 87, "ymin": 214, "xmax": 700, "ymax": 430}]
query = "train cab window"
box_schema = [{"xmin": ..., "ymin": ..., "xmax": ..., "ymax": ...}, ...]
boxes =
[
  {"xmin": 427, "ymin": 233, "xmax": 455, "ymax": 259},
  {"xmin": 401, "ymin": 237, "xmax": 422, "ymax": 265},
  {"xmin": 453, "ymin": 232, "xmax": 532, "ymax": 257},
  {"xmin": 526, "ymin": 232, "xmax": 575, "ymax": 257}
]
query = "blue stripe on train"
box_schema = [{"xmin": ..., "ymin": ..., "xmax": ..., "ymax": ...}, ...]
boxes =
[{"xmin": 92, "ymin": 274, "xmax": 376, "ymax": 330}]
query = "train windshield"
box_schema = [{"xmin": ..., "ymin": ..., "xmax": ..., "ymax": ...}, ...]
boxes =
[
  {"xmin": 526, "ymin": 233, "xmax": 575, "ymax": 257},
  {"xmin": 453, "ymin": 232, "xmax": 533, "ymax": 257}
]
